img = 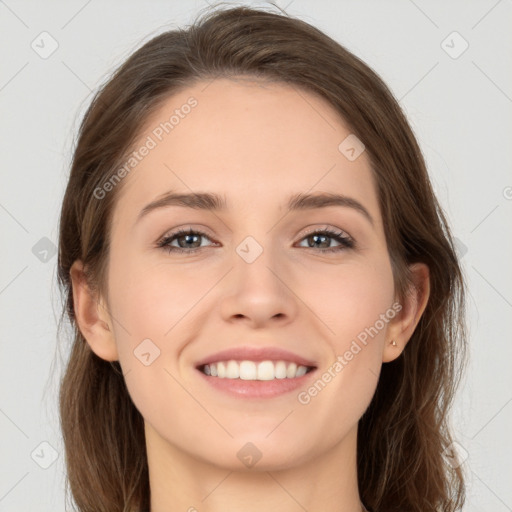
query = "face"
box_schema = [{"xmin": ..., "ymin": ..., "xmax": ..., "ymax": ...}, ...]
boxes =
[{"xmin": 101, "ymin": 78, "xmax": 398, "ymax": 470}]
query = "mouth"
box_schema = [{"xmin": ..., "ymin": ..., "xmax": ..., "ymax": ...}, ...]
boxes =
[
  {"xmin": 195, "ymin": 361, "xmax": 317, "ymax": 399},
  {"xmin": 197, "ymin": 360, "xmax": 316, "ymax": 380},
  {"xmin": 194, "ymin": 346, "xmax": 318, "ymax": 398}
]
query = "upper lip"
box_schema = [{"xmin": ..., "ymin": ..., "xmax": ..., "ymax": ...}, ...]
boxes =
[{"xmin": 195, "ymin": 346, "xmax": 317, "ymax": 369}]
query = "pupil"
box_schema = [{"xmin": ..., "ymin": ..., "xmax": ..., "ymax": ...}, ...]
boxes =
[
  {"xmin": 310, "ymin": 234, "xmax": 328, "ymax": 248},
  {"xmin": 180, "ymin": 234, "xmax": 199, "ymax": 248}
]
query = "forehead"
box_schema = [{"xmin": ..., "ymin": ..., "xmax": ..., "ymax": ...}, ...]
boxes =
[{"xmin": 113, "ymin": 77, "xmax": 380, "ymax": 224}]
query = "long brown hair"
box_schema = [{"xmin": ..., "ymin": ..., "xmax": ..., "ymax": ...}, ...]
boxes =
[{"xmin": 57, "ymin": 5, "xmax": 468, "ymax": 511}]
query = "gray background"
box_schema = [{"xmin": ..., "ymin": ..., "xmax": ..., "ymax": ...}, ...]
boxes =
[{"xmin": 1, "ymin": 0, "xmax": 511, "ymax": 510}]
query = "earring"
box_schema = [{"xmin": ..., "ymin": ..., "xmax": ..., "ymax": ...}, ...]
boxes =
[{"xmin": 391, "ymin": 339, "xmax": 397, "ymax": 346}]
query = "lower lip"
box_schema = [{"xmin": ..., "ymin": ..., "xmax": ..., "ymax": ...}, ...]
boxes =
[{"xmin": 196, "ymin": 368, "xmax": 317, "ymax": 398}]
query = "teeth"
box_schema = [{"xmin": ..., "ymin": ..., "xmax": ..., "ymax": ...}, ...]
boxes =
[
  {"xmin": 226, "ymin": 360, "xmax": 240, "ymax": 378},
  {"xmin": 286, "ymin": 362, "xmax": 297, "ymax": 378},
  {"xmin": 275, "ymin": 360, "xmax": 287, "ymax": 379},
  {"xmin": 296, "ymin": 365, "xmax": 307, "ymax": 377},
  {"xmin": 240, "ymin": 361, "xmax": 257, "ymax": 380},
  {"xmin": 201, "ymin": 360, "xmax": 312, "ymax": 380}
]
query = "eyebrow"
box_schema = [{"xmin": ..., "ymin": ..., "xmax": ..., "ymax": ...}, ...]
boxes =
[{"xmin": 136, "ymin": 190, "xmax": 374, "ymax": 226}]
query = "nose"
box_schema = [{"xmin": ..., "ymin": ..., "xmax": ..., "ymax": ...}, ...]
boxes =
[{"xmin": 219, "ymin": 244, "xmax": 298, "ymax": 328}]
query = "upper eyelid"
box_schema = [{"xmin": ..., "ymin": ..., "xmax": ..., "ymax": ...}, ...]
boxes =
[{"xmin": 160, "ymin": 226, "xmax": 216, "ymax": 242}]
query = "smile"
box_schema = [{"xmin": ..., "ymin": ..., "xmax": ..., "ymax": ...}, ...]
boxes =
[{"xmin": 200, "ymin": 360, "xmax": 315, "ymax": 380}]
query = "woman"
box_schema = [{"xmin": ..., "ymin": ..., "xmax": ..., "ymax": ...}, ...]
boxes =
[{"xmin": 57, "ymin": 5, "xmax": 467, "ymax": 511}]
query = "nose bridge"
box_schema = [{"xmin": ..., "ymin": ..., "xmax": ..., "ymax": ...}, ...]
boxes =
[
  {"xmin": 219, "ymin": 231, "xmax": 296, "ymax": 325},
  {"xmin": 233, "ymin": 232, "xmax": 284, "ymax": 291}
]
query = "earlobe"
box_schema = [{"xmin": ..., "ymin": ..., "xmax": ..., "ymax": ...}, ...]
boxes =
[
  {"xmin": 69, "ymin": 260, "xmax": 119, "ymax": 362},
  {"xmin": 382, "ymin": 263, "xmax": 430, "ymax": 363}
]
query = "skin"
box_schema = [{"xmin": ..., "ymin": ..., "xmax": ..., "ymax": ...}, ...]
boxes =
[{"xmin": 71, "ymin": 78, "xmax": 430, "ymax": 512}]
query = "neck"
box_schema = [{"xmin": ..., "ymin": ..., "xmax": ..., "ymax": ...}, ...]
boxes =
[{"xmin": 146, "ymin": 422, "xmax": 364, "ymax": 512}]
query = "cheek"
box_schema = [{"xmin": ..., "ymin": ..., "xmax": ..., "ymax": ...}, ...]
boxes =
[
  {"xmin": 105, "ymin": 254, "xmax": 209, "ymax": 425},
  {"xmin": 107, "ymin": 248, "xmax": 208, "ymax": 340},
  {"xmin": 301, "ymin": 259, "xmax": 395, "ymax": 348},
  {"xmin": 292, "ymin": 259, "xmax": 394, "ymax": 421}
]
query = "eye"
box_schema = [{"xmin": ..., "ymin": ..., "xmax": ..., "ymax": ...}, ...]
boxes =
[
  {"xmin": 296, "ymin": 227, "xmax": 355, "ymax": 253},
  {"xmin": 157, "ymin": 226, "xmax": 355, "ymax": 255},
  {"xmin": 157, "ymin": 228, "xmax": 216, "ymax": 254}
]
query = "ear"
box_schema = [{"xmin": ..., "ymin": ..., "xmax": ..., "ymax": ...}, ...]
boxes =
[
  {"xmin": 383, "ymin": 263, "xmax": 430, "ymax": 363},
  {"xmin": 69, "ymin": 260, "xmax": 119, "ymax": 362}
]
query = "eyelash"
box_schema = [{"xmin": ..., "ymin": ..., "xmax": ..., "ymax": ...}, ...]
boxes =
[{"xmin": 156, "ymin": 227, "xmax": 355, "ymax": 255}]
